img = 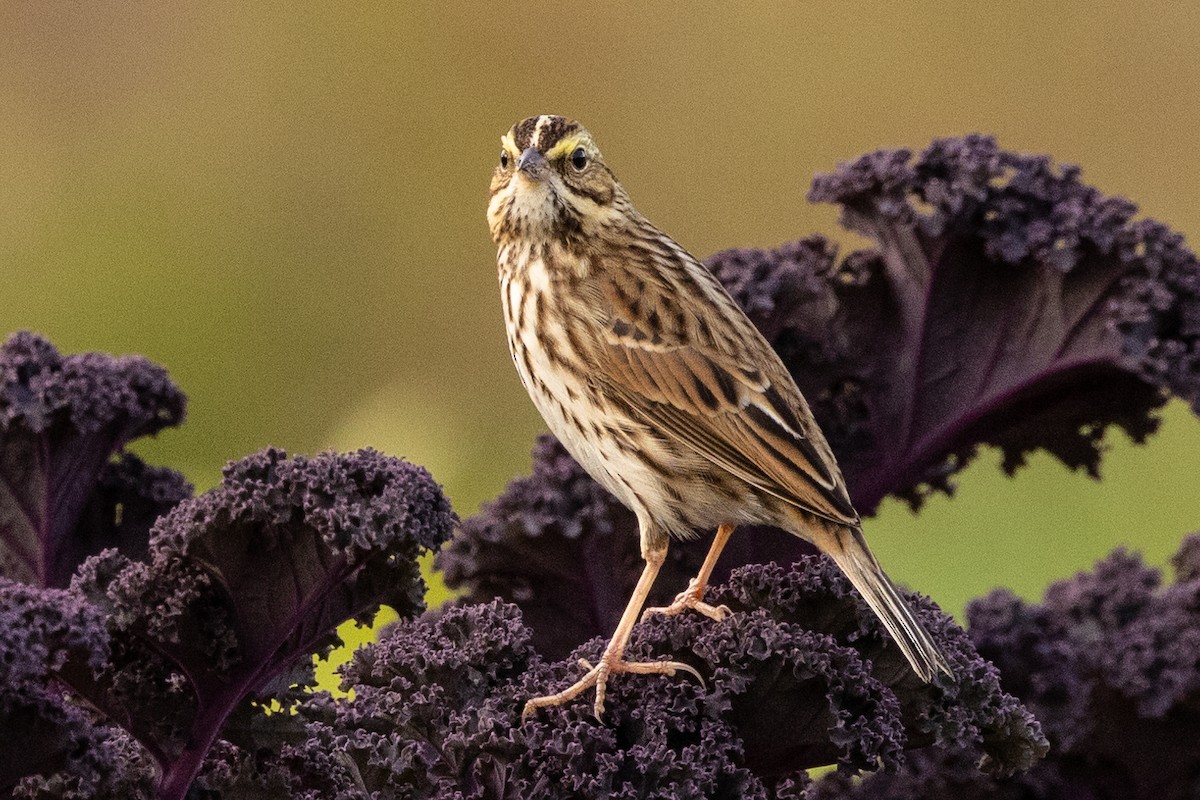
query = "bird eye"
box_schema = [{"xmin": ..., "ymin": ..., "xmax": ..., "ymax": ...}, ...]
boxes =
[
  {"xmin": 500, "ymin": 150, "xmax": 510, "ymax": 169},
  {"xmin": 570, "ymin": 147, "xmax": 588, "ymax": 171}
]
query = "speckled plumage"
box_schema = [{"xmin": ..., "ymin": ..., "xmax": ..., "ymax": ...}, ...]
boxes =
[{"xmin": 488, "ymin": 115, "xmax": 951, "ymax": 718}]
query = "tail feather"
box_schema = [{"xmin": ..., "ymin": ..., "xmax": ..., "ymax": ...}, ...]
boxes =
[{"xmin": 818, "ymin": 524, "xmax": 953, "ymax": 682}]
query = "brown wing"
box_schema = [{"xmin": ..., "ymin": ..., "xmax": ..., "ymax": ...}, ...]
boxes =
[{"xmin": 590, "ymin": 282, "xmax": 860, "ymax": 527}]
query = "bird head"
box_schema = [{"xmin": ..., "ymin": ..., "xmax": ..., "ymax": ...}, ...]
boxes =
[{"xmin": 488, "ymin": 115, "xmax": 623, "ymax": 245}]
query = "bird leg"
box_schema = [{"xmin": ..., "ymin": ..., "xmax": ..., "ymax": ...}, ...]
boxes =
[
  {"xmin": 521, "ymin": 543, "xmax": 703, "ymax": 721},
  {"xmin": 642, "ymin": 523, "xmax": 735, "ymax": 622}
]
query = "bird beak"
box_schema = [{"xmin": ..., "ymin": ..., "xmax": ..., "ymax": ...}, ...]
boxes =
[{"xmin": 517, "ymin": 147, "xmax": 548, "ymax": 178}]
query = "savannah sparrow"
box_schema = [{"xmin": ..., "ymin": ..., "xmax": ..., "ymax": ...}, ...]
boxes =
[{"xmin": 488, "ymin": 115, "xmax": 953, "ymax": 720}]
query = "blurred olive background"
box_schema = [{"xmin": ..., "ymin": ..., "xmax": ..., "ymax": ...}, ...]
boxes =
[{"xmin": 4, "ymin": 1, "xmax": 1200, "ymax": 637}]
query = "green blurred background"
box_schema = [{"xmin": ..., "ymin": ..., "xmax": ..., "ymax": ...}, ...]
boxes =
[{"xmin": 4, "ymin": 2, "xmax": 1199, "ymax": 656}]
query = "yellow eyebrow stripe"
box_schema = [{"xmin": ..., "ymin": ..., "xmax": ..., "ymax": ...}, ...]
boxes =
[
  {"xmin": 545, "ymin": 134, "xmax": 588, "ymax": 161},
  {"xmin": 500, "ymin": 131, "xmax": 517, "ymax": 153}
]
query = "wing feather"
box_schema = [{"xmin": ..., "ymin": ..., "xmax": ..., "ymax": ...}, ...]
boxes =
[{"xmin": 594, "ymin": 311, "xmax": 860, "ymax": 527}]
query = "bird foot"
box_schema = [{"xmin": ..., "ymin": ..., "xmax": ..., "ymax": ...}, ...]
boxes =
[
  {"xmin": 641, "ymin": 579, "xmax": 731, "ymax": 623},
  {"xmin": 521, "ymin": 654, "xmax": 704, "ymax": 722}
]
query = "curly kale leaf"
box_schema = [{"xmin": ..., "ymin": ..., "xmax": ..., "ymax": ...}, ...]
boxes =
[
  {"xmin": 0, "ymin": 332, "xmax": 187, "ymax": 587},
  {"xmin": 805, "ymin": 134, "xmax": 1197, "ymax": 509},
  {"xmin": 809, "ymin": 533, "xmax": 1200, "ymax": 800},
  {"xmin": 64, "ymin": 453, "xmax": 193, "ymax": 575},
  {"xmin": 0, "ymin": 578, "xmax": 157, "ymax": 800},
  {"xmin": 0, "ymin": 578, "xmax": 109, "ymax": 792},
  {"xmin": 206, "ymin": 560, "xmax": 1043, "ymax": 798},
  {"xmin": 56, "ymin": 447, "xmax": 455, "ymax": 800}
]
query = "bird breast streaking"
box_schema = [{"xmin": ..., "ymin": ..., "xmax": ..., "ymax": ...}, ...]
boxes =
[{"xmin": 488, "ymin": 114, "xmax": 953, "ymax": 721}]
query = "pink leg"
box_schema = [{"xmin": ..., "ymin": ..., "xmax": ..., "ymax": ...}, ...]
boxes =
[
  {"xmin": 521, "ymin": 542, "xmax": 704, "ymax": 721},
  {"xmin": 642, "ymin": 523, "xmax": 735, "ymax": 622}
]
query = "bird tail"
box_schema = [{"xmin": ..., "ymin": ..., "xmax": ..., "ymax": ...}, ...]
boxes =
[{"xmin": 811, "ymin": 522, "xmax": 953, "ymax": 682}]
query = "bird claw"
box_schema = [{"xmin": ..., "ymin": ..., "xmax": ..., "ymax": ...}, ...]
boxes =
[
  {"xmin": 642, "ymin": 580, "xmax": 731, "ymax": 623},
  {"xmin": 623, "ymin": 658, "xmax": 706, "ymax": 691},
  {"xmin": 520, "ymin": 655, "xmax": 706, "ymax": 722}
]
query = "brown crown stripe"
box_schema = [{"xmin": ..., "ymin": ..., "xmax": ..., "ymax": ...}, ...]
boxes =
[{"xmin": 512, "ymin": 115, "xmax": 583, "ymax": 153}]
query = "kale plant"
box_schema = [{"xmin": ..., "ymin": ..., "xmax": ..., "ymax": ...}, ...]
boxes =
[
  {"xmin": 808, "ymin": 534, "xmax": 1200, "ymax": 799},
  {"xmin": 442, "ymin": 134, "xmax": 1200, "ymax": 658},
  {"xmin": 0, "ymin": 334, "xmax": 456, "ymax": 798},
  {"xmin": 3, "ymin": 134, "xmax": 1199, "ymax": 798}
]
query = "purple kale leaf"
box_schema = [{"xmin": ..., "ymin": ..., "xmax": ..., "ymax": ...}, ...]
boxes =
[
  {"xmin": 65, "ymin": 453, "xmax": 193, "ymax": 574},
  {"xmin": 54, "ymin": 447, "xmax": 455, "ymax": 800},
  {"xmin": 0, "ymin": 332, "xmax": 187, "ymax": 588},
  {"xmin": 0, "ymin": 337, "xmax": 458, "ymax": 798},
  {"xmin": 805, "ymin": 134, "xmax": 1197, "ymax": 509},
  {"xmin": 0, "ymin": 577, "xmax": 157, "ymax": 799},
  {"xmin": 0, "ymin": 577, "xmax": 109, "ymax": 792},
  {"xmin": 440, "ymin": 134, "xmax": 1200, "ymax": 658},
  {"xmin": 703, "ymin": 561, "xmax": 1045, "ymax": 779},
  {"xmin": 205, "ymin": 560, "xmax": 1044, "ymax": 798},
  {"xmin": 969, "ymin": 534, "xmax": 1200, "ymax": 798},
  {"xmin": 808, "ymin": 533, "xmax": 1200, "ymax": 800}
]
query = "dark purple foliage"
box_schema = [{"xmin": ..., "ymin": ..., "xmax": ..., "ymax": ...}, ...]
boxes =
[
  {"xmin": 66, "ymin": 453, "xmax": 193, "ymax": 572},
  {"xmin": 805, "ymin": 135, "xmax": 1198, "ymax": 507},
  {"xmin": 808, "ymin": 533, "xmax": 1200, "ymax": 800},
  {"xmin": 440, "ymin": 134, "xmax": 1200, "ymax": 659},
  {"xmin": 0, "ymin": 332, "xmax": 187, "ymax": 587},
  {"xmin": 7, "ymin": 133, "xmax": 1200, "ymax": 797},
  {"xmin": 0, "ymin": 338, "xmax": 458, "ymax": 799},
  {"xmin": 55, "ymin": 447, "xmax": 455, "ymax": 799},
  {"xmin": 0, "ymin": 578, "xmax": 158, "ymax": 799},
  {"xmin": 200, "ymin": 559, "xmax": 1042, "ymax": 798},
  {"xmin": 0, "ymin": 578, "xmax": 107, "ymax": 791}
]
